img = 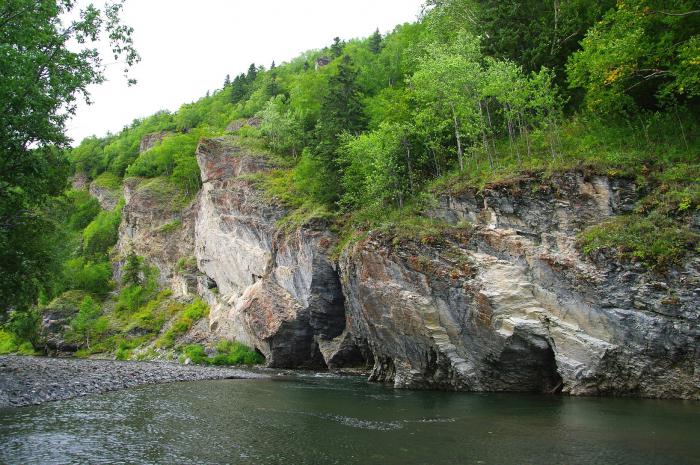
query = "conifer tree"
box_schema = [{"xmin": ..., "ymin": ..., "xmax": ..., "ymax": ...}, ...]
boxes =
[
  {"xmin": 331, "ymin": 37, "xmax": 344, "ymax": 57},
  {"xmin": 312, "ymin": 55, "xmax": 366, "ymax": 202},
  {"xmin": 369, "ymin": 28, "xmax": 383, "ymax": 54}
]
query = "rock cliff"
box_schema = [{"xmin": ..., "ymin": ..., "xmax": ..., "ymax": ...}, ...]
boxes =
[
  {"xmin": 193, "ymin": 138, "xmax": 352, "ymax": 368},
  {"xmin": 341, "ymin": 174, "xmax": 698, "ymax": 398},
  {"xmin": 116, "ymin": 134, "xmax": 698, "ymax": 399}
]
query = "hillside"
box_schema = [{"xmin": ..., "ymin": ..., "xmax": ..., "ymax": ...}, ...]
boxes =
[{"xmin": 1, "ymin": 0, "xmax": 698, "ymax": 398}]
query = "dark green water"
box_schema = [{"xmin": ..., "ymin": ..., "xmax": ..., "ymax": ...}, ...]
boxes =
[{"xmin": 1, "ymin": 373, "xmax": 699, "ymax": 465}]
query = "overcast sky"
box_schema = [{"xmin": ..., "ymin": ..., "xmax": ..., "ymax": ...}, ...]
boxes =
[{"xmin": 65, "ymin": 0, "xmax": 425, "ymax": 144}]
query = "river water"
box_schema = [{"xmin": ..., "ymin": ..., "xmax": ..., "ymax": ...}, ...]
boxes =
[{"xmin": 1, "ymin": 373, "xmax": 698, "ymax": 465}]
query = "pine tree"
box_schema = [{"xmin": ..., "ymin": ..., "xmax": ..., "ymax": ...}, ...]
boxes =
[
  {"xmin": 231, "ymin": 74, "xmax": 248, "ymax": 103},
  {"xmin": 312, "ymin": 55, "xmax": 366, "ymax": 203},
  {"xmin": 246, "ymin": 63, "xmax": 258, "ymax": 82},
  {"xmin": 270, "ymin": 61, "xmax": 276, "ymax": 70},
  {"xmin": 224, "ymin": 74, "xmax": 231, "ymax": 87},
  {"xmin": 369, "ymin": 28, "xmax": 383, "ymax": 54},
  {"xmin": 122, "ymin": 251, "xmax": 142, "ymax": 286},
  {"xmin": 331, "ymin": 37, "xmax": 344, "ymax": 58}
]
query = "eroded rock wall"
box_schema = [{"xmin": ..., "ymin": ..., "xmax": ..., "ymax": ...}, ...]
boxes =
[
  {"xmin": 116, "ymin": 135, "xmax": 698, "ymax": 398},
  {"xmin": 341, "ymin": 174, "xmax": 699, "ymax": 398},
  {"xmin": 193, "ymin": 138, "xmax": 351, "ymax": 368}
]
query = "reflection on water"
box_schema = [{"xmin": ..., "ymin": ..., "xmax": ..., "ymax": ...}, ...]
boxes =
[{"xmin": 1, "ymin": 373, "xmax": 699, "ymax": 465}]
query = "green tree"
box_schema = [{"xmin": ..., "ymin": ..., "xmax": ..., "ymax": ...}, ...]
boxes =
[
  {"xmin": 312, "ymin": 55, "xmax": 366, "ymax": 203},
  {"xmin": 567, "ymin": 0, "xmax": 700, "ymax": 112},
  {"xmin": 369, "ymin": 28, "xmax": 383, "ymax": 54},
  {"xmin": 411, "ymin": 36, "xmax": 484, "ymax": 171},
  {"xmin": 68, "ymin": 296, "xmax": 108, "ymax": 349},
  {"xmin": 340, "ymin": 122, "xmax": 414, "ymax": 210},
  {"xmin": 331, "ymin": 37, "xmax": 345, "ymax": 57},
  {"xmin": 0, "ymin": 0, "xmax": 137, "ymax": 316},
  {"xmin": 122, "ymin": 251, "xmax": 143, "ymax": 286}
]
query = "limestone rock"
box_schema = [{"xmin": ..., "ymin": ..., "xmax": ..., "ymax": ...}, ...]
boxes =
[{"xmin": 115, "ymin": 177, "xmax": 198, "ymax": 295}]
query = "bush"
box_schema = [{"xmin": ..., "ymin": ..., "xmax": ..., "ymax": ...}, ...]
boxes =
[
  {"xmin": 67, "ymin": 296, "xmax": 109, "ymax": 348},
  {"xmin": 156, "ymin": 299, "xmax": 209, "ymax": 348},
  {"xmin": 82, "ymin": 202, "xmax": 122, "ymax": 258},
  {"xmin": 579, "ymin": 214, "xmax": 699, "ymax": 270},
  {"xmin": 179, "ymin": 344, "xmax": 207, "ymax": 364},
  {"xmin": 92, "ymin": 172, "xmax": 122, "ymax": 191},
  {"xmin": 63, "ymin": 258, "xmax": 113, "ymax": 295},
  {"xmin": 0, "ymin": 330, "xmax": 19, "ymax": 354},
  {"xmin": 210, "ymin": 340, "xmax": 263, "ymax": 366},
  {"xmin": 5, "ymin": 309, "xmax": 40, "ymax": 346},
  {"xmin": 115, "ymin": 284, "xmax": 147, "ymax": 314},
  {"xmin": 65, "ymin": 189, "xmax": 101, "ymax": 231}
]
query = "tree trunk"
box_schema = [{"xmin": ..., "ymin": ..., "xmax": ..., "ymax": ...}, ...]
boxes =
[
  {"xmin": 450, "ymin": 102, "xmax": 464, "ymax": 171},
  {"xmin": 479, "ymin": 100, "xmax": 494, "ymax": 169}
]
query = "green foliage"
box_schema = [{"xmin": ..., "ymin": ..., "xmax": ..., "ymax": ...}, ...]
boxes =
[
  {"xmin": 116, "ymin": 285, "xmax": 149, "ymax": 315},
  {"xmin": 67, "ymin": 296, "xmax": 109, "ymax": 348},
  {"xmin": 258, "ymin": 96, "xmax": 305, "ymax": 155},
  {"xmin": 82, "ymin": 201, "xmax": 123, "ymax": 259},
  {"xmin": 0, "ymin": 330, "xmax": 35, "ymax": 355},
  {"xmin": 156, "ymin": 299, "xmax": 209, "ymax": 348},
  {"xmin": 567, "ymin": 0, "xmax": 700, "ymax": 112},
  {"xmin": 127, "ymin": 290, "xmax": 178, "ymax": 333},
  {"xmin": 156, "ymin": 220, "xmax": 182, "ymax": 235},
  {"xmin": 178, "ymin": 340, "xmax": 263, "ymax": 366},
  {"xmin": 5, "ymin": 308, "xmax": 40, "ymax": 347},
  {"xmin": 179, "ymin": 343, "xmax": 207, "ymax": 364},
  {"xmin": 64, "ymin": 190, "xmax": 102, "ymax": 231},
  {"xmin": 122, "ymin": 252, "xmax": 143, "ymax": 286},
  {"xmin": 0, "ymin": 1, "xmax": 137, "ymax": 316},
  {"xmin": 578, "ymin": 215, "xmax": 699, "ymax": 270},
  {"xmin": 126, "ymin": 132, "xmax": 202, "ymax": 192},
  {"xmin": 340, "ymin": 122, "xmax": 414, "ymax": 210},
  {"xmin": 92, "ymin": 172, "xmax": 122, "ymax": 191},
  {"xmin": 63, "ymin": 258, "xmax": 113, "ymax": 296},
  {"xmin": 210, "ymin": 340, "xmax": 263, "ymax": 366}
]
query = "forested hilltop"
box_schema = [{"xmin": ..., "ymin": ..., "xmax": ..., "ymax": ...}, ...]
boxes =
[{"xmin": 1, "ymin": 0, "xmax": 698, "ymax": 361}]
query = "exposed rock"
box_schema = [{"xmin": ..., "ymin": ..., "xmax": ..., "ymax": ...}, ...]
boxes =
[
  {"xmin": 115, "ymin": 177, "xmax": 198, "ymax": 295},
  {"xmin": 72, "ymin": 172, "xmax": 89, "ymax": 190},
  {"xmin": 194, "ymin": 137, "xmax": 352, "ymax": 368},
  {"xmin": 340, "ymin": 173, "xmax": 699, "ymax": 399},
  {"xmin": 39, "ymin": 291, "xmax": 87, "ymax": 353},
  {"xmin": 139, "ymin": 131, "xmax": 171, "ymax": 153},
  {"xmin": 88, "ymin": 181, "xmax": 120, "ymax": 210},
  {"xmin": 225, "ymin": 117, "xmax": 261, "ymax": 133}
]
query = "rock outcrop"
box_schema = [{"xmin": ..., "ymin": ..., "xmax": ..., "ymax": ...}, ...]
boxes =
[
  {"xmin": 115, "ymin": 176, "xmax": 198, "ymax": 295},
  {"xmin": 194, "ymin": 138, "xmax": 351, "ymax": 368},
  {"xmin": 341, "ymin": 174, "xmax": 699, "ymax": 398},
  {"xmin": 88, "ymin": 181, "xmax": 120, "ymax": 211},
  {"xmin": 139, "ymin": 131, "xmax": 170, "ymax": 153},
  {"xmin": 113, "ymin": 135, "xmax": 698, "ymax": 399}
]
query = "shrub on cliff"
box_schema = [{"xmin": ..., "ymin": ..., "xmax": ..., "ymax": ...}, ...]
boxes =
[{"xmin": 82, "ymin": 202, "xmax": 123, "ymax": 259}]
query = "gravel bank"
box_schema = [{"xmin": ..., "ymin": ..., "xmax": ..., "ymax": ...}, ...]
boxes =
[{"xmin": 0, "ymin": 355, "xmax": 267, "ymax": 408}]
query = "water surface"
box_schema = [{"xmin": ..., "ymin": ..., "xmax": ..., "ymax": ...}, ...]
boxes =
[{"xmin": 1, "ymin": 373, "xmax": 698, "ymax": 464}]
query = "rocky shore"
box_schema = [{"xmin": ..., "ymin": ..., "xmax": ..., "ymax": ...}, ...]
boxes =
[{"xmin": 0, "ymin": 356, "xmax": 267, "ymax": 408}]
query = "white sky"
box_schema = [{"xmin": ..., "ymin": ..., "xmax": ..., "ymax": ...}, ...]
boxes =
[{"xmin": 66, "ymin": 0, "xmax": 425, "ymax": 144}]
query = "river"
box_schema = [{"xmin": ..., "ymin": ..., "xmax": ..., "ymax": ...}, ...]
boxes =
[{"xmin": 1, "ymin": 373, "xmax": 698, "ymax": 464}]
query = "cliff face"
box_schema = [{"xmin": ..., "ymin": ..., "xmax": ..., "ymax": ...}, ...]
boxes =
[
  {"xmin": 341, "ymin": 174, "xmax": 699, "ymax": 398},
  {"xmin": 117, "ymin": 135, "xmax": 698, "ymax": 399},
  {"xmin": 193, "ymin": 138, "xmax": 352, "ymax": 368}
]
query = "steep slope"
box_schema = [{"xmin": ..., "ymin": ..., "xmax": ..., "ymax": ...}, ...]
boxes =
[
  {"xmin": 116, "ymin": 134, "xmax": 698, "ymax": 398},
  {"xmin": 341, "ymin": 174, "xmax": 699, "ymax": 398}
]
